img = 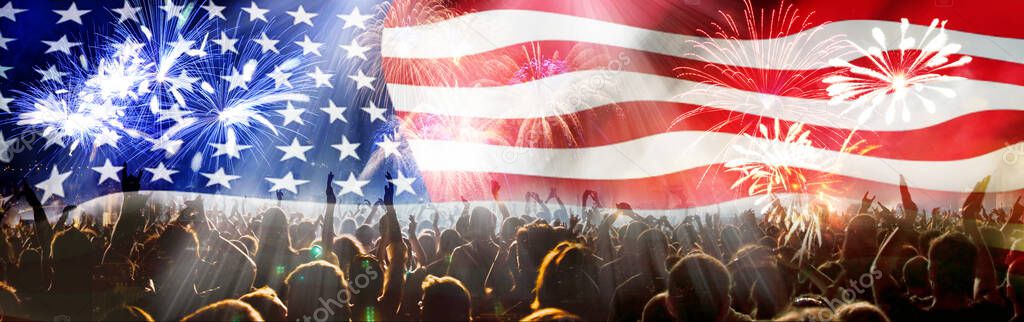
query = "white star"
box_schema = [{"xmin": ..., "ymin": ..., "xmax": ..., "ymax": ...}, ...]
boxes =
[
  {"xmin": 36, "ymin": 166, "xmax": 72, "ymax": 202},
  {"xmin": 321, "ymin": 100, "xmax": 347, "ymax": 124},
  {"xmin": 348, "ymin": 70, "xmax": 375, "ymax": 90},
  {"xmin": 42, "ymin": 35, "xmax": 81, "ymax": 55},
  {"xmin": 334, "ymin": 173, "xmax": 369, "ymax": 197},
  {"xmin": 376, "ymin": 136, "xmax": 402, "ymax": 158},
  {"xmin": 340, "ymin": 39, "xmax": 370, "ymax": 61},
  {"xmin": 276, "ymin": 137, "xmax": 313, "ymax": 162},
  {"xmin": 0, "ymin": 131, "xmax": 16, "ymax": 163},
  {"xmin": 0, "ymin": 32, "xmax": 14, "ymax": 50},
  {"xmin": 148, "ymin": 135, "xmax": 183, "ymax": 156},
  {"xmin": 253, "ymin": 32, "xmax": 279, "ymax": 53},
  {"xmin": 145, "ymin": 162, "xmax": 178, "ymax": 183},
  {"xmin": 212, "ymin": 32, "xmax": 238, "ymax": 54},
  {"xmin": 267, "ymin": 66, "xmax": 292, "ymax": 89},
  {"xmin": 91, "ymin": 159, "xmax": 123, "ymax": 184},
  {"xmin": 202, "ymin": 0, "xmax": 227, "ymax": 20},
  {"xmin": 221, "ymin": 67, "xmax": 250, "ymax": 91},
  {"xmin": 307, "ymin": 67, "xmax": 334, "ymax": 88},
  {"xmin": 0, "ymin": 2, "xmax": 27, "ymax": 22},
  {"xmin": 332, "ymin": 136, "xmax": 360, "ymax": 161},
  {"xmin": 154, "ymin": 104, "xmax": 192, "ymax": 122},
  {"xmin": 241, "ymin": 1, "xmax": 269, "ymax": 22},
  {"xmin": 201, "ymin": 168, "xmax": 240, "ymax": 189},
  {"xmin": 54, "ymin": 2, "xmax": 90, "ymax": 25},
  {"xmin": 276, "ymin": 102, "xmax": 306, "ymax": 126},
  {"xmin": 159, "ymin": 0, "xmax": 184, "ymax": 20},
  {"xmin": 389, "ymin": 171, "xmax": 417, "ymax": 196},
  {"xmin": 210, "ymin": 129, "xmax": 252, "ymax": 159},
  {"xmin": 286, "ymin": 5, "xmax": 317, "ymax": 26},
  {"xmin": 361, "ymin": 101, "xmax": 386, "ymax": 122},
  {"xmin": 266, "ymin": 172, "xmax": 308, "ymax": 194},
  {"xmin": 93, "ymin": 128, "xmax": 120, "ymax": 148},
  {"xmin": 0, "ymin": 65, "xmax": 10, "ymax": 79},
  {"xmin": 35, "ymin": 65, "xmax": 66, "ymax": 83},
  {"xmin": 294, "ymin": 35, "xmax": 323, "ymax": 56},
  {"xmin": 0, "ymin": 91, "xmax": 12, "ymax": 113},
  {"xmin": 337, "ymin": 7, "xmax": 372, "ymax": 30},
  {"xmin": 112, "ymin": 1, "xmax": 140, "ymax": 23}
]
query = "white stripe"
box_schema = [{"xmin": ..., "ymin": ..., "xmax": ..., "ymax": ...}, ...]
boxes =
[
  {"xmin": 390, "ymin": 70, "xmax": 1024, "ymax": 132},
  {"xmin": 382, "ymin": 10, "xmax": 1024, "ymax": 66},
  {"xmin": 407, "ymin": 131, "xmax": 1024, "ymax": 192},
  {"xmin": 69, "ymin": 191, "xmax": 854, "ymax": 220}
]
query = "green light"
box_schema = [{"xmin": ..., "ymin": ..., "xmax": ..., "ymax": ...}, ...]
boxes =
[
  {"xmin": 365, "ymin": 306, "xmax": 375, "ymax": 322},
  {"xmin": 311, "ymin": 245, "xmax": 323, "ymax": 259},
  {"xmin": 275, "ymin": 265, "xmax": 285, "ymax": 275}
]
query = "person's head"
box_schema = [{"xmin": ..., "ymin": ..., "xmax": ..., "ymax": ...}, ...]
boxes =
[
  {"xmin": 418, "ymin": 234, "xmax": 437, "ymax": 260},
  {"xmin": 438, "ymin": 229, "xmax": 465, "ymax": 257},
  {"xmin": 719, "ymin": 225, "xmax": 743, "ymax": 260},
  {"xmin": 237, "ymin": 235, "xmax": 258, "ymax": 257},
  {"xmin": 842, "ymin": 215, "xmax": 878, "ymax": 262},
  {"xmin": 532, "ymin": 242, "xmax": 600, "ymax": 319},
  {"xmin": 101, "ymin": 305, "xmax": 154, "ymax": 322},
  {"xmin": 500, "ymin": 216, "xmax": 527, "ymax": 244},
  {"xmin": 636, "ymin": 229, "xmax": 670, "ymax": 282},
  {"xmin": 239, "ymin": 287, "xmax": 287, "ymax": 321},
  {"xmin": 515, "ymin": 223, "xmax": 563, "ymax": 274},
  {"xmin": 141, "ymin": 224, "xmax": 199, "ymax": 283},
  {"xmin": 50, "ymin": 228, "xmax": 97, "ymax": 285},
  {"xmin": 181, "ymin": 299, "xmax": 262, "ymax": 322},
  {"xmin": 332, "ymin": 235, "xmax": 364, "ymax": 273},
  {"xmin": 520, "ymin": 307, "xmax": 583, "ymax": 321},
  {"xmin": 834, "ymin": 302, "xmax": 890, "ymax": 322},
  {"xmin": 641, "ymin": 292, "xmax": 672, "ymax": 322},
  {"xmin": 420, "ymin": 275, "xmax": 471, "ymax": 321},
  {"xmin": 284, "ymin": 261, "xmax": 349, "ymax": 321},
  {"xmin": 903, "ymin": 256, "xmax": 930, "ymax": 297},
  {"xmin": 348, "ymin": 255, "xmax": 384, "ymax": 306},
  {"xmin": 354, "ymin": 225, "xmax": 379, "ymax": 249},
  {"xmin": 667, "ymin": 253, "xmax": 732, "ymax": 322},
  {"xmin": 467, "ymin": 206, "xmax": 497, "ymax": 241},
  {"xmin": 257, "ymin": 207, "xmax": 292, "ymax": 251},
  {"xmin": 341, "ymin": 218, "xmax": 357, "ymax": 235},
  {"xmin": 928, "ymin": 232, "xmax": 976, "ymax": 298}
]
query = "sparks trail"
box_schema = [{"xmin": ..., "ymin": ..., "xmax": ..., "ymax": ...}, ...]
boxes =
[{"xmin": 825, "ymin": 18, "xmax": 972, "ymax": 124}]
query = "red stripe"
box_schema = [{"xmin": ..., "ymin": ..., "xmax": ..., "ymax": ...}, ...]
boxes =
[
  {"xmin": 385, "ymin": 0, "xmax": 1024, "ymax": 39},
  {"xmin": 420, "ymin": 164, "xmax": 1018, "ymax": 210},
  {"xmin": 399, "ymin": 105, "xmax": 1024, "ymax": 161},
  {"xmin": 382, "ymin": 41, "xmax": 1023, "ymax": 89}
]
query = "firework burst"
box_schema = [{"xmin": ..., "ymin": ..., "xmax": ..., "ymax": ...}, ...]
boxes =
[
  {"xmin": 825, "ymin": 18, "xmax": 972, "ymax": 124},
  {"xmin": 675, "ymin": 0, "xmax": 849, "ymax": 130}
]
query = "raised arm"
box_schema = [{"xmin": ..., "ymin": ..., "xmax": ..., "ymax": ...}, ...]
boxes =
[
  {"xmin": 104, "ymin": 167, "xmax": 149, "ymax": 264},
  {"xmin": 378, "ymin": 173, "xmax": 407, "ymax": 315},
  {"xmin": 961, "ymin": 177, "xmax": 999, "ymax": 301},
  {"xmin": 1001, "ymin": 195, "xmax": 1024, "ymax": 235},
  {"xmin": 491, "ymin": 180, "xmax": 511, "ymax": 220},
  {"xmin": 20, "ymin": 182, "xmax": 52, "ymax": 260},
  {"xmin": 322, "ymin": 173, "xmax": 337, "ymax": 263}
]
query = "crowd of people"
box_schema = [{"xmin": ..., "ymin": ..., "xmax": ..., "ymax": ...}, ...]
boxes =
[{"xmin": 0, "ymin": 170, "xmax": 1020, "ymax": 322}]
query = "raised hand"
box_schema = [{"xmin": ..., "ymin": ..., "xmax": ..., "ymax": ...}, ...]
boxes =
[
  {"xmin": 568, "ymin": 213, "xmax": 581, "ymax": 234},
  {"xmin": 962, "ymin": 176, "xmax": 991, "ymax": 222},
  {"xmin": 325, "ymin": 172, "xmax": 337, "ymax": 205},
  {"xmin": 408, "ymin": 215, "xmax": 417, "ymax": 236},
  {"xmin": 20, "ymin": 182, "xmax": 42, "ymax": 210},
  {"xmin": 120, "ymin": 165, "xmax": 142, "ymax": 193},
  {"xmin": 383, "ymin": 172, "xmax": 395, "ymax": 206},
  {"xmin": 490, "ymin": 180, "xmax": 501, "ymax": 199},
  {"xmin": 546, "ymin": 188, "xmax": 558, "ymax": 202},
  {"xmin": 276, "ymin": 190, "xmax": 284, "ymax": 202},
  {"xmin": 899, "ymin": 175, "xmax": 918, "ymax": 215},
  {"xmin": 859, "ymin": 191, "xmax": 875, "ymax": 214},
  {"xmin": 1011, "ymin": 195, "xmax": 1024, "ymax": 224}
]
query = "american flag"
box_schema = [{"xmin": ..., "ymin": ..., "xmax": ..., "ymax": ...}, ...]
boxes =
[
  {"xmin": 1, "ymin": 0, "xmax": 1023, "ymax": 214},
  {"xmin": 0, "ymin": 0, "xmax": 419, "ymax": 210},
  {"xmin": 381, "ymin": 0, "xmax": 1024, "ymax": 212}
]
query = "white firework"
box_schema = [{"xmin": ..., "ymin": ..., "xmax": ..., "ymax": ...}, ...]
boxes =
[{"xmin": 825, "ymin": 18, "xmax": 972, "ymax": 124}]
